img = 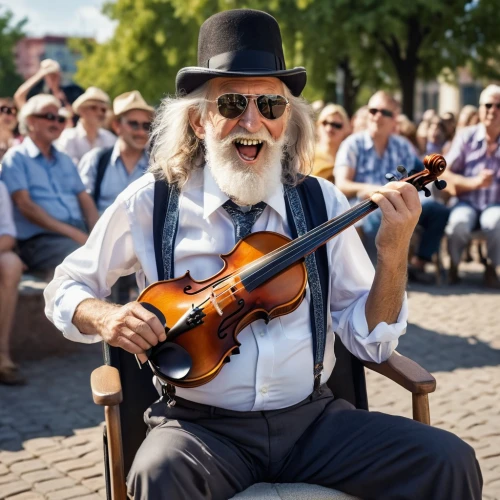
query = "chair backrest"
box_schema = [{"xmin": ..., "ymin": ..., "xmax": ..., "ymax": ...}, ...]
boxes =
[{"xmin": 103, "ymin": 335, "xmax": 368, "ymax": 476}]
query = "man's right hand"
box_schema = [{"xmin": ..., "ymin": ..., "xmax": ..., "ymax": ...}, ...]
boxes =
[
  {"xmin": 474, "ymin": 169, "xmax": 494, "ymax": 189},
  {"xmin": 98, "ymin": 302, "xmax": 167, "ymax": 355}
]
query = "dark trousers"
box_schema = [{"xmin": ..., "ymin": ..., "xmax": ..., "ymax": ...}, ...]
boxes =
[
  {"xmin": 362, "ymin": 198, "xmax": 450, "ymax": 264},
  {"xmin": 127, "ymin": 386, "xmax": 482, "ymax": 500}
]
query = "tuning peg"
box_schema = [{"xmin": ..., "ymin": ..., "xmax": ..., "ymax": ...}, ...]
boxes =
[
  {"xmin": 385, "ymin": 173, "xmax": 398, "ymax": 182},
  {"xmin": 434, "ymin": 179, "xmax": 447, "ymax": 190},
  {"xmin": 422, "ymin": 186, "xmax": 431, "ymax": 197},
  {"xmin": 397, "ymin": 165, "xmax": 408, "ymax": 177}
]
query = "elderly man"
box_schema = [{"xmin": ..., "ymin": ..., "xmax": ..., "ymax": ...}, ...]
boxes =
[
  {"xmin": 56, "ymin": 87, "xmax": 116, "ymax": 165},
  {"xmin": 78, "ymin": 91, "xmax": 152, "ymax": 215},
  {"xmin": 0, "ymin": 180, "xmax": 25, "ymax": 385},
  {"xmin": 44, "ymin": 10, "xmax": 481, "ymax": 500},
  {"xmin": 444, "ymin": 84, "xmax": 500, "ymax": 287},
  {"xmin": 1, "ymin": 95, "xmax": 99, "ymax": 273},
  {"xmin": 335, "ymin": 91, "xmax": 450, "ymax": 282}
]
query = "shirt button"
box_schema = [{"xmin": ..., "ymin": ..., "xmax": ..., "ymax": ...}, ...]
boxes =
[
  {"xmin": 259, "ymin": 332, "xmax": 265, "ymax": 337},
  {"xmin": 260, "ymin": 386, "xmax": 268, "ymax": 394}
]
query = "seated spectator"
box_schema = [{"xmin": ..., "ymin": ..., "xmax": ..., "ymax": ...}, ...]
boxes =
[
  {"xmin": 416, "ymin": 109, "xmax": 436, "ymax": 154},
  {"xmin": 444, "ymin": 85, "xmax": 500, "ymax": 288},
  {"xmin": 351, "ymin": 105, "xmax": 369, "ymax": 133},
  {"xmin": 56, "ymin": 87, "xmax": 116, "ymax": 165},
  {"xmin": 0, "ymin": 180, "xmax": 25, "ymax": 385},
  {"xmin": 79, "ymin": 91, "xmax": 153, "ymax": 214},
  {"xmin": 0, "ymin": 98, "xmax": 21, "ymax": 161},
  {"xmin": 14, "ymin": 59, "xmax": 83, "ymax": 123},
  {"xmin": 312, "ymin": 104, "xmax": 350, "ymax": 182},
  {"xmin": 456, "ymin": 105, "xmax": 479, "ymax": 131},
  {"xmin": 335, "ymin": 91, "xmax": 450, "ymax": 283},
  {"xmin": 396, "ymin": 114, "xmax": 419, "ymax": 155},
  {"xmin": 1, "ymin": 95, "xmax": 99, "ymax": 273},
  {"xmin": 78, "ymin": 91, "xmax": 153, "ymax": 304},
  {"xmin": 425, "ymin": 115, "xmax": 447, "ymax": 156}
]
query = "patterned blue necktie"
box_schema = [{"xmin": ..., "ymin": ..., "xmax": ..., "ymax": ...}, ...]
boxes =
[{"xmin": 222, "ymin": 199, "xmax": 267, "ymax": 242}]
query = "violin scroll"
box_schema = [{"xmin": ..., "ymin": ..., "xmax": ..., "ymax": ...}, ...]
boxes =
[{"xmin": 405, "ymin": 153, "xmax": 448, "ymax": 197}]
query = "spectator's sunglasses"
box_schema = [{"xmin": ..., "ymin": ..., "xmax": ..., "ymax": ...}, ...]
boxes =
[
  {"xmin": 0, "ymin": 105, "xmax": 17, "ymax": 116},
  {"xmin": 33, "ymin": 113, "xmax": 66, "ymax": 124},
  {"xmin": 125, "ymin": 120, "xmax": 152, "ymax": 132},
  {"xmin": 211, "ymin": 93, "xmax": 289, "ymax": 120},
  {"xmin": 321, "ymin": 120, "xmax": 343, "ymax": 129},
  {"xmin": 483, "ymin": 103, "xmax": 500, "ymax": 110},
  {"xmin": 368, "ymin": 108, "xmax": 394, "ymax": 118}
]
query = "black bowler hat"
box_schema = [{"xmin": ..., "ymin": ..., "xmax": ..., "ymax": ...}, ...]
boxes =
[{"xmin": 176, "ymin": 9, "xmax": 307, "ymax": 97}]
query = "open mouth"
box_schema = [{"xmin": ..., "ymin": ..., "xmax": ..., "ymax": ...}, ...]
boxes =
[{"xmin": 233, "ymin": 138, "xmax": 264, "ymax": 162}]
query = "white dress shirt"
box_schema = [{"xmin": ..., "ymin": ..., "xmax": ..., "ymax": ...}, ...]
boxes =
[
  {"xmin": 56, "ymin": 122, "xmax": 117, "ymax": 166},
  {"xmin": 44, "ymin": 166, "xmax": 407, "ymax": 411}
]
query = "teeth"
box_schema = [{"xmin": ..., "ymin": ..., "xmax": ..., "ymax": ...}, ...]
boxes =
[{"xmin": 233, "ymin": 139, "xmax": 263, "ymax": 145}]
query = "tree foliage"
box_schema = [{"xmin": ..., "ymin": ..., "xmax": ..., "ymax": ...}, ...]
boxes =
[
  {"xmin": 0, "ymin": 8, "xmax": 26, "ymax": 97},
  {"xmin": 74, "ymin": 0, "xmax": 500, "ymax": 117}
]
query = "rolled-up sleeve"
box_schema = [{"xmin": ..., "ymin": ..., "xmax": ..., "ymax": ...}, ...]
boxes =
[
  {"xmin": 323, "ymin": 182, "xmax": 407, "ymax": 363},
  {"xmin": 44, "ymin": 198, "xmax": 140, "ymax": 343}
]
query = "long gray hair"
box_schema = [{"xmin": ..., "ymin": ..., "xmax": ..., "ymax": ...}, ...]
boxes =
[{"xmin": 148, "ymin": 82, "xmax": 315, "ymax": 188}]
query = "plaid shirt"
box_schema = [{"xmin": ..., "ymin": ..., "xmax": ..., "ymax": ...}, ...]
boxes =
[
  {"xmin": 445, "ymin": 124, "xmax": 500, "ymax": 211},
  {"xmin": 335, "ymin": 132, "xmax": 418, "ymax": 188}
]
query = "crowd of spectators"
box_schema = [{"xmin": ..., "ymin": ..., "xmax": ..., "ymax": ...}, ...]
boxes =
[{"xmin": 0, "ymin": 57, "xmax": 499, "ymax": 385}]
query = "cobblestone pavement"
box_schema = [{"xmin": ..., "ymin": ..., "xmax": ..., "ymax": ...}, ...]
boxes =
[{"xmin": 1, "ymin": 262, "xmax": 499, "ymax": 499}]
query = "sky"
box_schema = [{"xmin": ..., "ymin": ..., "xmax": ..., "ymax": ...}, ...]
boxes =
[{"xmin": 1, "ymin": 0, "xmax": 116, "ymax": 42}]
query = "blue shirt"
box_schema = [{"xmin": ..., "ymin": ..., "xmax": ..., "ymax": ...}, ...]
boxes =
[
  {"xmin": 336, "ymin": 131, "xmax": 419, "ymax": 190},
  {"xmin": 1, "ymin": 138, "xmax": 85, "ymax": 239},
  {"xmin": 78, "ymin": 142, "xmax": 149, "ymax": 214}
]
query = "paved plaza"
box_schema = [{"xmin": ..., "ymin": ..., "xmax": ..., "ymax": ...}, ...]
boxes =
[{"xmin": 0, "ymin": 262, "xmax": 499, "ymax": 500}]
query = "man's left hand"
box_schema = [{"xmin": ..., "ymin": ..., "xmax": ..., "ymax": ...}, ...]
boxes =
[{"xmin": 370, "ymin": 182, "xmax": 421, "ymax": 261}]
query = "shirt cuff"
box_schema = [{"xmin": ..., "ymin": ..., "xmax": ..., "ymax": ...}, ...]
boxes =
[
  {"xmin": 52, "ymin": 281, "xmax": 102, "ymax": 344},
  {"xmin": 351, "ymin": 292, "xmax": 408, "ymax": 345}
]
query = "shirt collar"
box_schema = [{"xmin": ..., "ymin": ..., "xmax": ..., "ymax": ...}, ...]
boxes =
[
  {"xmin": 110, "ymin": 141, "xmax": 149, "ymax": 169},
  {"xmin": 24, "ymin": 137, "xmax": 58, "ymax": 159},
  {"xmin": 363, "ymin": 131, "xmax": 374, "ymax": 150},
  {"xmin": 202, "ymin": 164, "xmax": 287, "ymax": 222},
  {"xmin": 75, "ymin": 121, "xmax": 87, "ymax": 138}
]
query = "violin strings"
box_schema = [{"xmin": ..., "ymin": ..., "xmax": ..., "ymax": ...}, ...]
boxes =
[{"xmin": 205, "ymin": 199, "xmax": 375, "ymax": 309}]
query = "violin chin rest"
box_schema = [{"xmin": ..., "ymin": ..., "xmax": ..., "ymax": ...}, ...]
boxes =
[{"xmin": 150, "ymin": 342, "xmax": 192, "ymax": 380}]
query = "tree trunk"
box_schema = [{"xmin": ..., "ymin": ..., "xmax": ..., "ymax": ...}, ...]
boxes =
[
  {"xmin": 397, "ymin": 61, "xmax": 417, "ymax": 120},
  {"xmin": 339, "ymin": 57, "xmax": 359, "ymax": 116}
]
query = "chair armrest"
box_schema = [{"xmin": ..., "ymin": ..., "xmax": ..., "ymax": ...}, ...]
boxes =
[
  {"xmin": 362, "ymin": 351, "xmax": 436, "ymax": 395},
  {"xmin": 91, "ymin": 365, "xmax": 123, "ymax": 406}
]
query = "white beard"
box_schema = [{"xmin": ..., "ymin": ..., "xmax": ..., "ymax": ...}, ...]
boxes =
[{"xmin": 204, "ymin": 124, "xmax": 286, "ymax": 206}]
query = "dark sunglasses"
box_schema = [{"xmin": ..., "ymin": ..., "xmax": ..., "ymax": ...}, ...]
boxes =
[
  {"xmin": 125, "ymin": 120, "xmax": 151, "ymax": 132},
  {"xmin": 368, "ymin": 108, "xmax": 394, "ymax": 118},
  {"xmin": 33, "ymin": 113, "xmax": 66, "ymax": 124},
  {"xmin": 322, "ymin": 120, "xmax": 343, "ymax": 129},
  {"xmin": 483, "ymin": 103, "xmax": 500, "ymax": 110},
  {"xmin": 0, "ymin": 106, "xmax": 17, "ymax": 116},
  {"xmin": 215, "ymin": 93, "xmax": 289, "ymax": 120}
]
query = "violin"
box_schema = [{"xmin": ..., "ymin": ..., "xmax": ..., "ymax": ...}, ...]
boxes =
[{"xmin": 137, "ymin": 154, "xmax": 447, "ymax": 388}]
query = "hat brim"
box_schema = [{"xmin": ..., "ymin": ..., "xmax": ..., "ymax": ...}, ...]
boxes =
[{"xmin": 176, "ymin": 67, "xmax": 307, "ymax": 97}]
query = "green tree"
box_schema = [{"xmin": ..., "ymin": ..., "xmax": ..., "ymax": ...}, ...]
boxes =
[
  {"xmin": 0, "ymin": 8, "xmax": 26, "ymax": 97},
  {"xmin": 75, "ymin": 0, "xmax": 500, "ymax": 118}
]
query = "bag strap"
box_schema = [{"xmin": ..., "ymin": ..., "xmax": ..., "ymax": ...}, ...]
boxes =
[{"xmin": 93, "ymin": 147, "xmax": 114, "ymax": 205}]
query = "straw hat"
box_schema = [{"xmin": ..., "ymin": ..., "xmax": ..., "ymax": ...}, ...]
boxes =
[
  {"xmin": 40, "ymin": 59, "xmax": 61, "ymax": 75},
  {"xmin": 72, "ymin": 87, "xmax": 111, "ymax": 114},
  {"xmin": 113, "ymin": 91, "xmax": 154, "ymax": 117}
]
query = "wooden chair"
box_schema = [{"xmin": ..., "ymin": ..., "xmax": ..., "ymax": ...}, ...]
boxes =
[{"xmin": 90, "ymin": 338, "xmax": 436, "ymax": 500}]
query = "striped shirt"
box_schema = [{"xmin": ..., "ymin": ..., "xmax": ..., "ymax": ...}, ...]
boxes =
[
  {"xmin": 445, "ymin": 124, "xmax": 500, "ymax": 211},
  {"xmin": 335, "ymin": 132, "xmax": 418, "ymax": 189}
]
